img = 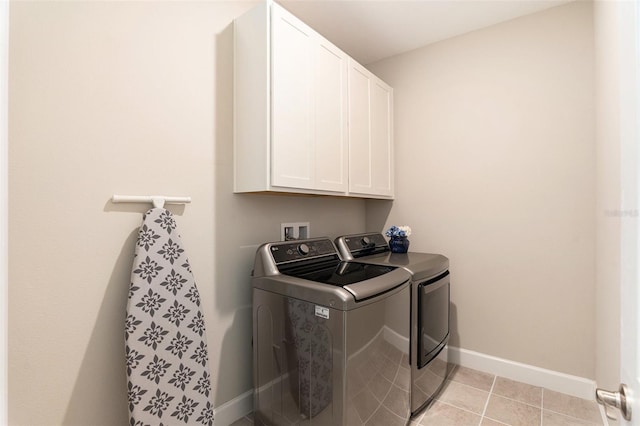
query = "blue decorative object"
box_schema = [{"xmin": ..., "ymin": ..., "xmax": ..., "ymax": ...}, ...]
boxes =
[
  {"xmin": 385, "ymin": 225, "xmax": 411, "ymax": 238},
  {"xmin": 389, "ymin": 236, "xmax": 410, "ymax": 253}
]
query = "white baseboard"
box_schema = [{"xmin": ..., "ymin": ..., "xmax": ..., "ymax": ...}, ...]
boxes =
[
  {"xmin": 448, "ymin": 346, "xmax": 597, "ymax": 401},
  {"xmin": 214, "ymin": 389, "xmax": 253, "ymax": 426}
]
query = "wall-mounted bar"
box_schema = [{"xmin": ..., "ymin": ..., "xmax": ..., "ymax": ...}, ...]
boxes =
[{"xmin": 111, "ymin": 194, "xmax": 192, "ymax": 209}]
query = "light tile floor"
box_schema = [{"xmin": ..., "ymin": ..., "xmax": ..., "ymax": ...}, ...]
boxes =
[{"xmin": 230, "ymin": 365, "xmax": 605, "ymax": 426}]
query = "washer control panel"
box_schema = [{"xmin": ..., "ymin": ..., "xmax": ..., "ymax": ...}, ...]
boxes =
[{"xmin": 270, "ymin": 238, "xmax": 337, "ymax": 264}]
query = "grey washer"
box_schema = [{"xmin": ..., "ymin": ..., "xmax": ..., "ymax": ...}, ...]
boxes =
[{"xmin": 252, "ymin": 237, "xmax": 413, "ymax": 425}]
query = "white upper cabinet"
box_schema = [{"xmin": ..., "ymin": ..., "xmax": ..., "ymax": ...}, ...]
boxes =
[
  {"xmin": 348, "ymin": 60, "xmax": 394, "ymax": 198},
  {"xmin": 234, "ymin": 1, "xmax": 392, "ymax": 199}
]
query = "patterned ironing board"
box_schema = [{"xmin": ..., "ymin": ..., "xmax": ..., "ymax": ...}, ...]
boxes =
[{"xmin": 125, "ymin": 208, "xmax": 214, "ymax": 426}]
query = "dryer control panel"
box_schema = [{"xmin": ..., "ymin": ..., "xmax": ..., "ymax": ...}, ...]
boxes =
[{"xmin": 335, "ymin": 233, "xmax": 389, "ymax": 259}]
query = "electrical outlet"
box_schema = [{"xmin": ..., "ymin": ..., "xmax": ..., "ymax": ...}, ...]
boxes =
[{"xmin": 281, "ymin": 222, "xmax": 310, "ymax": 241}]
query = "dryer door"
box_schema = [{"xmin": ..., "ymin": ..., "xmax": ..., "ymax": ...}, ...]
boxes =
[{"xmin": 418, "ymin": 271, "xmax": 450, "ymax": 369}]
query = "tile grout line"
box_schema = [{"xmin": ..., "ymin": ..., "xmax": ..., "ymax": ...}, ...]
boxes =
[
  {"xmin": 436, "ymin": 399, "xmax": 490, "ymax": 416},
  {"xmin": 434, "ymin": 398, "xmax": 486, "ymax": 417},
  {"xmin": 479, "ymin": 375, "xmax": 497, "ymax": 425},
  {"xmin": 485, "ymin": 387, "xmax": 545, "ymax": 410},
  {"xmin": 449, "ymin": 373, "xmax": 545, "ymax": 410}
]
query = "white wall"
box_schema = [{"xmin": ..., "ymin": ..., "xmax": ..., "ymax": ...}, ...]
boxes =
[
  {"xmin": 8, "ymin": 2, "xmax": 366, "ymax": 424},
  {"xmin": 367, "ymin": 1, "xmax": 596, "ymax": 378}
]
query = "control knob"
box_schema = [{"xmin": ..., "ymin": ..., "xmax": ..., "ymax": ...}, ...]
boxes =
[
  {"xmin": 297, "ymin": 243, "xmax": 310, "ymax": 255},
  {"xmin": 362, "ymin": 236, "xmax": 372, "ymax": 247}
]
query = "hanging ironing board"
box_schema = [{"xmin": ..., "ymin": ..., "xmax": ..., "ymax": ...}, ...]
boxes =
[{"xmin": 124, "ymin": 207, "xmax": 213, "ymax": 425}]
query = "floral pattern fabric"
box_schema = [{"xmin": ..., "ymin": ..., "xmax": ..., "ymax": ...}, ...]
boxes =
[{"xmin": 126, "ymin": 208, "xmax": 213, "ymax": 426}]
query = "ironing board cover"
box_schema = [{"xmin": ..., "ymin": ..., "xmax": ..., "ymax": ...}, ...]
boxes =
[{"xmin": 125, "ymin": 208, "xmax": 213, "ymax": 426}]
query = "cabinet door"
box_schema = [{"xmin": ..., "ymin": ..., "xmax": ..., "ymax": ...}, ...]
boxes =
[
  {"xmin": 348, "ymin": 62, "xmax": 372, "ymax": 193},
  {"xmin": 270, "ymin": 6, "xmax": 347, "ymax": 193},
  {"xmin": 271, "ymin": 5, "xmax": 314, "ymax": 189},
  {"xmin": 313, "ymin": 38, "xmax": 348, "ymax": 193},
  {"xmin": 370, "ymin": 79, "xmax": 393, "ymax": 197},
  {"xmin": 348, "ymin": 60, "xmax": 394, "ymax": 197}
]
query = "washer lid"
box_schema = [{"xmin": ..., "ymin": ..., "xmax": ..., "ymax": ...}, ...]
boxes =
[
  {"xmin": 252, "ymin": 238, "xmax": 411, "ymax": 303},
  {"xmin": 280, "ymin": 262, "xmax": 408, "ymax": 302},
  {"xmin": 280, "ymin": 260, "xmax": 394, "ymax": 284}
]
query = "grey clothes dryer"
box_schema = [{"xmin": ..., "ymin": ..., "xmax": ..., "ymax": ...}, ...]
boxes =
[
  {"xmin": 335, "ymin": 233, "xmax": 451, "ymax": 416},
  {"xmin": 251, "ymin": 237, "xmax": 413, "ymax": 426}
]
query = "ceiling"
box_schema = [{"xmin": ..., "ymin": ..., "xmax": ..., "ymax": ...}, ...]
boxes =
[{"xmin": 278, "ymin": 0, "xmax": 574, "ymax": 64}]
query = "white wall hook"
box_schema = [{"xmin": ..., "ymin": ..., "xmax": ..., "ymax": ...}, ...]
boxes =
[{"xmin": 151, "ymin": 197, "xmax": 165, "ymax": 209}]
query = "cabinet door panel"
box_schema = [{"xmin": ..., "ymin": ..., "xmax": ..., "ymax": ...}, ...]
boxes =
[
  {"xmin": 314, "ymin": 41, "xmax": 348, "ymax": 192},
  {"xmin": 348, "ymin": 64, "xmax": 372, "ymax": 192},
  {"xmin": 348, "ymin": 60, "xmax": 393, "ymax": 197},
  {"xmin": 370, "ymin": 81, "xmax": 393, "ymax": 196},
  {"xmin": 271, "ymin": 7, "xmax": 314, "ymax": 189}
]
